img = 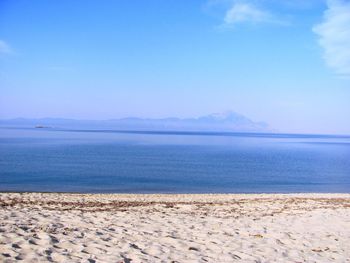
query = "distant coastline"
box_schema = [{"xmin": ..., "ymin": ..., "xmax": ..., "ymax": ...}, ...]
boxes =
[{"xmin": 0, "ymin": 111, "xmax": 272, "ymax": 133}]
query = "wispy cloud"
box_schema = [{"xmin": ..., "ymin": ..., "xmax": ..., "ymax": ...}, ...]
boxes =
[
  {"xmin": 222, "ymin": 1, "xmax": 288, "ymax": 27},
  {"xmin": 225, "ymin": 3, "xmax": 271, "ymax": 24},
  {"xmin": 0, "ymin": 40, "xmax": 13, "ymax": 54},
  {"xmin": 313, "ymin": 0, "xmax": 350, "ymax": 76}
]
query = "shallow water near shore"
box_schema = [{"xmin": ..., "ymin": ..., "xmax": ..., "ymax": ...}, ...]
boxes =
[{"xmin": 0, "ymin": 127, "xmax": 350, "ymax": 193}]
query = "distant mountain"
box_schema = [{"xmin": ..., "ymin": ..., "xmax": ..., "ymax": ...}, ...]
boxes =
[{"xmin": 0, "ymin": 111, "xmax": 271, "ymax": 132}]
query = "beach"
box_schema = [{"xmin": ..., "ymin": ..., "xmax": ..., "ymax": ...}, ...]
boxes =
[{"xmin": 0, "ymin": 193, "xmax": 350, "ymax": 262}]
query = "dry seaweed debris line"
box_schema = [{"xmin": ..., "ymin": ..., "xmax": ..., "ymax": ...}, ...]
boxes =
[{"xmin": 0, "ymin": 195, "xmax": 349, "ymax": 213}]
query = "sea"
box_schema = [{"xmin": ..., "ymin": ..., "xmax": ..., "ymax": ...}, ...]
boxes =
[{"xmin": 0, "ymin": 127, "xmax": 350, "ymax": 193}]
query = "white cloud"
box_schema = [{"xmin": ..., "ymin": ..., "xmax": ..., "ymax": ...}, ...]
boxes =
[
  {"xmin": 223, "ymin": 2, "xmax": 286, "ymax": 27},
  {"xmin": 313, "ymin": 0, "xmax": 350, "ymax": 76},
  {"xmin": 225, "ymin": 3, "xmax": 270, "ymax": 24},
  {"xmin": 0, "ymin": 40, "xmax": 12, "ymax": 54}
]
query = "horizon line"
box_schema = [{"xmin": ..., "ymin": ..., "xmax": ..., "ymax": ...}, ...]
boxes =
[{"xmin": 2, "ymin": 126, "xmax": 350, "ymax": 138}]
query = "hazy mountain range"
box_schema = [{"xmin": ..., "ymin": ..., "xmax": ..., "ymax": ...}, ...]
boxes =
[{"xmin": 0, "ymin": 111, "xmax": 271, "ymax": 132}]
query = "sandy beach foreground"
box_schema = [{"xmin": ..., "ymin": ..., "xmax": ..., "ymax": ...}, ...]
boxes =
[{"xmin": 0, "ymin": 193, "xmax": 350, "ymax": 262}]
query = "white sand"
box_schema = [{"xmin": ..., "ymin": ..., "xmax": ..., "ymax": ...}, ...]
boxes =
[{"xmin": 0, "ymin": 193, "xmax": 350, "ymax": 262}]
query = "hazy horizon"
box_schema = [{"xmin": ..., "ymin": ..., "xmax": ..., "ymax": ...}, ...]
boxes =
[
  {"xmin": 1, "ymin": 0, "xmax": 350, "ymax": 135},
  {"xmin": 2, "ymin": 113, "xmax": 350, "ymax": 136}
]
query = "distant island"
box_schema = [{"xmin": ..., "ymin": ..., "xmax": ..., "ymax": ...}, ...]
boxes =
[{"xmin": 0, "ymin": 111, "xmax": 272, "ymax": 133}]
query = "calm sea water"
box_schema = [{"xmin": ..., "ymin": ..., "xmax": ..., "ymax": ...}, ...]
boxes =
[{"xmin": 0, "ymin": 127, "xmax": 350, "ymax": 193}]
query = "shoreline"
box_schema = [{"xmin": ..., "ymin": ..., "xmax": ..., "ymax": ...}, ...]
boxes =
[
  {"xmin": 1, "ymin": 190, "xmax": 349, "ymax": 194},
  {"xmin": 1, "ymin": 193, "xmax": 350, "ymax": 262}
]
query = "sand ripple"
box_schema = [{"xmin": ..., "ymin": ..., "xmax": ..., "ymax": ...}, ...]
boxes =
[{"xmin": 0, "ymin": 193, "xmax": 349, "ymax": 262}]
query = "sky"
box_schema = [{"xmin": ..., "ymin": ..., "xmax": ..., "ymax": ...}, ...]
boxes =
[{"xmin": 0, "ymin": 0, "xmax": 349, "ymax": 134}]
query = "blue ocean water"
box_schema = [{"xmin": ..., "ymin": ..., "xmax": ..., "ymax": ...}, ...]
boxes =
[{"xmin": 0, "ymin": 127, "xmax": 350, "ymax": 193}]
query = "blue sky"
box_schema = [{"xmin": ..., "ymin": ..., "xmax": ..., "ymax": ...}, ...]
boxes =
[{"xmin": 0, "ymin": 0, "xmax": 349, "ymax": 134}]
